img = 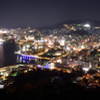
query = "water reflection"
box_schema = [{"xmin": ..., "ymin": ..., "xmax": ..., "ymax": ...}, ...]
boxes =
[
  {"xmin": 0, "ymin": 42, "xmax": 4, "ymax": 67},
  {"xmin": 0, "ymin": 41, "xmax": 19, "ymax": 68}
]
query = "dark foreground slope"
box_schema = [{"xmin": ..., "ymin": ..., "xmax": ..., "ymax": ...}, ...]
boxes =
[{"xmin": 1, "ymin": 69, "xmax": 100, "ymax": 100}]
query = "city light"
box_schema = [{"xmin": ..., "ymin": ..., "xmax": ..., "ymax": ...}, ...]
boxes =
[
  {"xmin": 57, "ymin": 59, "xmax": 62, "ymax": 63},
  {"xmin": 66, "ymin": 46, "xmax": 70, "ymax": 50},
  {"xmin": 81, "ymin": 45, "xmax": 84, "ymax": 48},
  {"xmin": 22, "ymin": 46, "xmax": 26, "ymax": 52},
  {"xmin": 50, "ymin": 63, "xmax": 55, "ymax": 70},
  {"xmin": 0, "ymin": 20, "xmax": 100, "ymax": 92},
  {"xmin": 60, "ymin": 40, "xmax": 65, "ymax": 46}
]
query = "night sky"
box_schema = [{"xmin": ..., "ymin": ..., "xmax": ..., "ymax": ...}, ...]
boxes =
[{"xmin": 0, "ymin": 0, "xmax": 100, "ymax": 28}]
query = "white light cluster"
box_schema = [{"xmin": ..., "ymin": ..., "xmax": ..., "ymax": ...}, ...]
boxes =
[
  {"xmin": 82, "ymin": 68, "xmax": 89, "ymax": 72},
  {"xmin": 66, "ymin": 46, "xmax": 70, "ymax": 50},
  {"xmin": 83, "ymin": 24, "xmax": 90, "ymax": 28},
  {"xmin": 50, "ymin": 63, "xmax": 55, "ymax": 69}
]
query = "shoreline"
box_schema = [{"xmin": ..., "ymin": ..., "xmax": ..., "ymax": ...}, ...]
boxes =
[{"xmin": 0, "ymin": 65, "xmax": 17, "ymax": 71}]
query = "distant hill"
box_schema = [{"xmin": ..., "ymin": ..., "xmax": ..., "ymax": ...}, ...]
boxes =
[
  {"xmin": 70, "ymin": 29, "xmax": 89, "ymax": 35},
  {"xmin": 38, "ymin": 19, "xmax": 100, "ymax": 30},
  {"xmin": 12, "ymin": 19, "xmax": 100, "ymax": 30}
]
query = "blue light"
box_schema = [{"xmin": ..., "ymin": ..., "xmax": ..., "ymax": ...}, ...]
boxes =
[
  {"xmin": 17, "ymin": 54, "xmax": 36, "ymax": 64},
  {"xmin": 46, "ymin": 63, "xmax": 49, "ymax": 69},
  {"xmin": 43, "ymin": 66, "xmax": 46, "ymax": 68},
  {"xmin": 27, "ymin": 57, "xmax": 29, "ymax": 62}
]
